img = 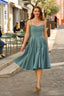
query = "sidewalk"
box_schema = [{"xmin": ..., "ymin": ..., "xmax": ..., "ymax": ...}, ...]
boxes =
[{"xmin": 50, "ymin": 28, "xmax": 64, "ymax": 63}]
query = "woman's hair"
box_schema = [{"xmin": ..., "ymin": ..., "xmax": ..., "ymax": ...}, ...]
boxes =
[
  {"xmin": 30, "ymin": 6, "xmax": 44, "ymax": 21},
  {"xmin": 15, "ymin": 22, "xmax": 19, "ymax": 28}
]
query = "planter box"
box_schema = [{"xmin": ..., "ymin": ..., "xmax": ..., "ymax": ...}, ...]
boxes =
[
  {"xmin": 47, "ymin": 21, "xmax": 51, "ymax": 37},
  {"xmin": 46, "ymin": 20, "xmax": 55, "ymax": 37}
]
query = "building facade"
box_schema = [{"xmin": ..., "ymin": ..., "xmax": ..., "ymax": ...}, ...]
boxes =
[
  {"xmin": 0, "ymin": 0, "xmax": 8, "ymax": 32},
  {"xmin": 8, "ymin": 0, "xmax": 30, "ymax": 32},
  {"xmin": 55, "ymin": 0, "xmax": 64, "ymax": 25},
  {"xmin": 19, "ymin": 0, "xmax": 30, "ymax": 21},
  {"xmin": 0, "ymin": 0, "xmax": 33, "ymax": 32},
  {"xmin": 8, "ymin": 0, "xmax": 22, "ymax": 32}
]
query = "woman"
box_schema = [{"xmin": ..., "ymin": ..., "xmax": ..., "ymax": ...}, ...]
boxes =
[
  {"xmin": 13, "ymin": 6, "xmax": 51, "ymax": 91},
  {"xmin": 0, "ymin": 25, "xmax": 4, "ymax": 59},
  {"xmin": 13, "ymin": 22, "xmax": 20, "ymax": 33}
]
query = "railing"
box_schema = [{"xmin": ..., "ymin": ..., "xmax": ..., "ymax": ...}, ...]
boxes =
[{"xmin": 0, "ymin": 32, "xmax": 25, "ymax": 57}]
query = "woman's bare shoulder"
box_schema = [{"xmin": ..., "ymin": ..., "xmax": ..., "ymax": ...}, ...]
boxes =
[
  {"xmin": 26, "ymin": 20, "xmax": 31, "ymax": 25},
  {"xmin": 27, "ymin": 19, "xmax": 32, "ymax": 23},
  {"xmin": 27, "ymin": 19, "xmax": 33, "ymax": 26}
]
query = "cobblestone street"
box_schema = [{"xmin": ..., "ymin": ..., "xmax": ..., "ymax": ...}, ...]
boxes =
[
  {"xmin": 0, "ymin": 28, "xmax": 64, "ymax": 96},
  {"xmin": 0, "ymin": 0, "xmax": 64, "ymax": 95},
  {"xmin": 0, "ymin": 65, "xmax": 64, "ymax": 96},
  {"xmin": 50, "ymin": 48, "xmax": 64, "ymax": 63}
]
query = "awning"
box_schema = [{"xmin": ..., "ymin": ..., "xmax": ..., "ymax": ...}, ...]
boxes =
[
  {"xmin": 0, "ymin": 0, "xmax": 8, "ymax": 5},
  {"xmin": 10, "ymin": 2, "xmax": 22, "ymax": 9},
  {"xmin": 22, "ymin": 6, "xmax": 29, "ymax": 10},
  {"xmin": 13, "ymin": 4, "xmax": 21, "ymax": 9}
]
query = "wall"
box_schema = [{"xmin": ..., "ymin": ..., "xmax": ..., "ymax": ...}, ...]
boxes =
[
  {"xmin": 0, "ymin": 3, "xmax": 8, "ymax": 33},
  {"xmin": 55, "ymin": 0, "xmax": 64, "ymax": 25}
]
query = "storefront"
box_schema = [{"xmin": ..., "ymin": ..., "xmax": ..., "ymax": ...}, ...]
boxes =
[
  {"xmin": 20, "ymin": 6, "xmax": 28, "ymax": 21},
  {"xmin": 8, "ymin": 1, "xmax": 22, "ymax": 32},
  {"xmin": 0, "ymin": 0, "xmax": 8, "ymax": 32}
]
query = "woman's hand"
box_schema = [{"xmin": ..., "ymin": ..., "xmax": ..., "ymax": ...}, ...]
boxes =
[{"xmin": 21, "ymin": 44, "xmax": 25, "ymax": 53}]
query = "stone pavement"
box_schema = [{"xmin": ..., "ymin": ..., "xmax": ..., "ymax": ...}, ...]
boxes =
[
  {"xmin": 50, "ymin": 28, "xmax": 64, "ymax": 63},
  {"xmin": 0, "ymin": 65, "xmax": 64, "ymax": 96},
  {"xmin": 50, "ymin": 48, "xmax": 64, "ymax": 63}
]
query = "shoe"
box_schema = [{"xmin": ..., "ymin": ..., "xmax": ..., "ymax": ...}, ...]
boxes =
[{"xmin": 36, "ymin": 86, "xmax": 41, "ymax": 91}]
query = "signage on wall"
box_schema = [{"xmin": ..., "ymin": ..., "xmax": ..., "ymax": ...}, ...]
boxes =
[
  {"xmin": 4, "ymin": 8, "xmax": 6, "ymax": 20},
  {"xmin": 4, "ymin": 6, "xmax": 7, "ymax": 24}
]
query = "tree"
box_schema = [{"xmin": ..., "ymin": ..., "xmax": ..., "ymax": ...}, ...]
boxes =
[
  {"xmin": 23, "ymin": 0, "xmax": 46, "ymax": 7},
  {"xmin": 23, "ymin": 0, "xmax": 60, "ymax": 17},
  {"xmin": 33, "ymin": 0, "xmax": 46, "ymax": 6},
  {"xmin": 38, "ymin": 0, "xmax": 61, "ymax": 17},
  {"xmin": 44, "ymin": 0, "xmax": 60, "ymax": 16}
]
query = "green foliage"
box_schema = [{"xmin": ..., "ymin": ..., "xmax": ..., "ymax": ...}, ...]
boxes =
[
  {"xmin": 43, "ymin": 0, "xmax": 61, "ymax": 15},
  {"xmin": 33, "ymin": 0, "xmax": 46, "ymax": 6},
  {"xmin": 32, "ymin": 0, "xmax": 61, "ymax": 16},
  {"xmin": 26, "ymin": 0, "xmax": 61, "ymax": 16}
]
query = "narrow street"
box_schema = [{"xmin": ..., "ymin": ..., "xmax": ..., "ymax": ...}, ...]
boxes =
[
  {"xmin": 0, "ymin": 0, "xmax": 64, "ymax": 96},
  {"xmin": 0, "ymin": 65, "xmax": 64, "ymax": 96},
  {"xmin": 0, "ymin": 28, "xmax": 64, "ymax": 96}
]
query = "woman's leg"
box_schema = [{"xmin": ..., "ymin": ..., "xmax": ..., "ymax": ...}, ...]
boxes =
[{"xmin": 35, "ymin": 69, "xmax": 42, "ymax": 88}]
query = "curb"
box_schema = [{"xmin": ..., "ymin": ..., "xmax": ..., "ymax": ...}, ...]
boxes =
[{"xmin": 51, "ymin": 62, "xmax": 64, "ymax": 67}]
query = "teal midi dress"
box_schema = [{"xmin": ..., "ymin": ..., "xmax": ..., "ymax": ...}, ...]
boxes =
[{"xmin": 13, "ymin": 20, "xmax": 51, "ymax": 71}]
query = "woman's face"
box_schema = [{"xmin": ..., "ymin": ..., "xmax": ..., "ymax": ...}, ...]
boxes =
[{"xmin": 33, "ymin": 8, "xmax": 40, "ymax": 17}]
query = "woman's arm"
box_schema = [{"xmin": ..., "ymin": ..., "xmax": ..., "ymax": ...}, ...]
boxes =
[
  {"xmin": 13, "ymin": 27, "xmax": 16, "ymax": 33},
  {"xmin": 0, "ymin": 28, "xmax": 2, "ymax": 37},
  {"xmin": 22, "ymin": 20, "xmax": 30, "ymax": 47},
  {"xmin": 43, "ymin": 20, "xmax": 49, "ymax": 47}
]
